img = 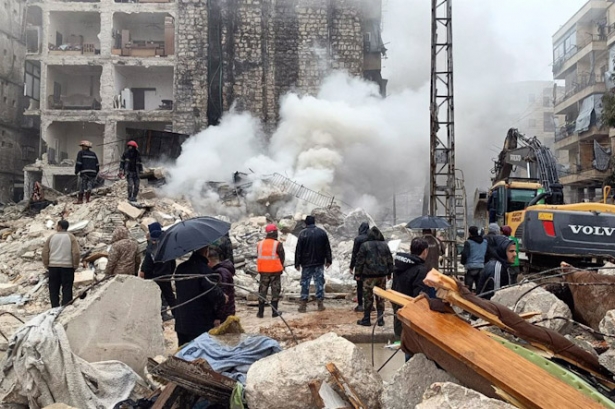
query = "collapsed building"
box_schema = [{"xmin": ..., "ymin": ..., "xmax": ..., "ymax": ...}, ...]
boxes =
[{"xmin": 18, "ymin": 0, "xmax": 387, "ymax": 198}]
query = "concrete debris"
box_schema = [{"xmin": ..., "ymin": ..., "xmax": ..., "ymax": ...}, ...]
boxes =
[
  {"xmin": 73, "ymin": 269, "xmax": 95, "ymax": 287},
  {"xmin": 599, "ymin": 349, "xmax": 615, "ymax": 374},
  {"xmin": 0, "ymin": 283, "xmax": 18, "ymax": 296},
  {"xmin": 600, "ymin": 310, "xmax": 615, "ymax": 349},
  {"xmin": 58, "ymin": 275, "xmax": 165, "ymax": 377},
  {"xmin": 564, "ymin": 270, "xmax": 615, "ymax": 331},
  {"xmin": 118, "ymin": 201, "xmax": 146, "ymax": 219},
  {"xmin": 245, "ymin": 332, "xmax": 382, "ymax": 409},
  {"xmin": 381, "ymin": 354, "xmax": 459, "ymax": 409},
  {"xmin": 341, "ymin": 208, "xmax": 377, "ymax": 237},
  {"xmin": 43, "ymin": 404, "xmax": 80, "ymax": 409},
  {"xmin": 492, "ymin": 283, "xmax": 572, "ymax": 333},
  {"xmin": 416, "ymin": 382, "xmax": 516, "ymax": 409}
]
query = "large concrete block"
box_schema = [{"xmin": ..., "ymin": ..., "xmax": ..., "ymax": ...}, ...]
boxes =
[
  {"xmin": 381, "ymin": 354, "xmax": 458, "ymax": 409},
  {"xmin": 245, "ymin": 332, "xmax": 382, "ymax": 409},
  {"xmin": 58, "ymin": 275, "xmax": 164, "ymax": 376},
  {"xmin": 417, "ymin": 382, "xmax": 516, "ymax": 409}
]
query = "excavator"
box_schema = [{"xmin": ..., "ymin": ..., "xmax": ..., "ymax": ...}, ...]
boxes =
[{"xmin": 474, "ymin": 128, "xmax": 615, "ymax": 271}]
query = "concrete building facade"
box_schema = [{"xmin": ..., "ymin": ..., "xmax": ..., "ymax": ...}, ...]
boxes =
[
  {"xmin": 21, "ymin": 0, "xmax": 385, "ymax": 196},
  {"xmin": 0, "ymin": 0, "xmax": 40, "ymax": 203},
  {"xmin": 552, "ymin": 0, "xmax": 613, "ymax": 203}
]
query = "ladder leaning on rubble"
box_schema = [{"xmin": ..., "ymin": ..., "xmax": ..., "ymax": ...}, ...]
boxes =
[{"xmin": 264, "ymin": 173, "xmax": 339, "ymax": 209}]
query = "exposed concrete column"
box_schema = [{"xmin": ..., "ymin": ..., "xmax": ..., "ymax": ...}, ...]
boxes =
[
  {"xmin": 102, "ymin": 120, "xmax": 119, "ymax": 168},
  {"xmin": 100, "ymin": 63, "xmax": 115, "ymax": 111},
  {"xmin": 99, "ymin": 9, "xmax": 113, "ymax": 58}
]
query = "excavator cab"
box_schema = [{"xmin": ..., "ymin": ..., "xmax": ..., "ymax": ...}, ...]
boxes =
[{"xmin": 488, "ymin": 179, "xmax": 541, "ymax": 235}]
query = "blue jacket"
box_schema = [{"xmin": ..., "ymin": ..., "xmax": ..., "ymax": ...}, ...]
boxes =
[{"xmin": 461, "ymin": 236, "xmax": 487, "ymax": 270}]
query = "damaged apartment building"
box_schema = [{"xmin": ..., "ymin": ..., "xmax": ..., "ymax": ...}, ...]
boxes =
[
  {"xmin": 0, "ymin": 0, "xmax": 40, "ymax": 203},
  {"xmin": 18, "ymin": 0, "xmax": 386, "ymax": 196}
]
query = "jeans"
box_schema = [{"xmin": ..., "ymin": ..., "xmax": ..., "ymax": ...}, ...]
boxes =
[
  {"xmin": 300, "ymin": 265, "xmax": 325, "ymax": 301},
  {"xmin": 48, "ymin": 267, "xmax": 75, "ymax": 307}
]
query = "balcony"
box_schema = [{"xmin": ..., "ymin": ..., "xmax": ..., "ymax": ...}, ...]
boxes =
[
  {"xmin": 553, "ymin": 35, "xmax": 607, "ymax": 79},
  {"xmin": 560, "ymin": 167, "xmax": 608, "ymax": 186},
  {"xmin": 554, "ymin": 125, "xmax": 609, "ymax": 150},
  {"xmin": 554, "ymin": 75, "xmax": 606, "ymax": 114}
]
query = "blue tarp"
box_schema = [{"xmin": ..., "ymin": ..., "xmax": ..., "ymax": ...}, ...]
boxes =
[{"xmin": 175, "ymin": 334, "xmax": 282, "ymax": 385}]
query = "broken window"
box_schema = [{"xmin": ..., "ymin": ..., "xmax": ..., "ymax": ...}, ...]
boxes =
[{"xmin": 24, "ymin": 61, "xmax": 40, "ymax": 101}]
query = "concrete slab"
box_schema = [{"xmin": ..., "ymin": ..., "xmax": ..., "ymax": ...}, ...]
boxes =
[
  {"xmin": 74, "ymin": 269, "xmax": 95, "ymax": 287},
  {"xmin": 0, "ymin": 283, "xmax": 18, "ymax": 296},
  {"xmin": 58, "ymin": 275, "xmax": 164, "ymax": 376},
  {"xmin": 117, "ymin": 201, "xmax": 145, "ymax": 219}
]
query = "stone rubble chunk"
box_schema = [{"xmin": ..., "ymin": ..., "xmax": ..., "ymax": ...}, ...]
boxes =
[
  {"xmin": 58, "ymin": 275, "xmax": 164, "ymax": 376},
  {"xmin": 0, "ymin": 283, "xmax": 18, "ymax": 296},
  {"xmin": 416, "ymin": 382, "xmax": 516, "ymax": 409},
  {"xmin": 381, "ymin": 354, "xmax": 458, "ymax": 409},
  {"xmin": 245, "ymin": 332, "xmax": 382, "ymax": 409},
  {"xmin": 599, "ymin": 349, "xmax": 615, "ymax": 374},
  {"xmin": 117, "ymin": 201, "xmax": 145, "ymax": 219},
  {"xmin": 600, "ymin": 310, "xmax": 615, "ymax": 349},
  {"xmin": 74, "ymin": 269, "xmax": 95, "ymax": 287},
  {"xmin": 491, "ymin": 283, "xmax": 572, "ymax": 333}
]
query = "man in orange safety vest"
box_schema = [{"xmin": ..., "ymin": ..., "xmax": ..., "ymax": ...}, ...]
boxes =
[{"xmin": 256, "ymin": 224, "xmax": 285, "ymax": 318}]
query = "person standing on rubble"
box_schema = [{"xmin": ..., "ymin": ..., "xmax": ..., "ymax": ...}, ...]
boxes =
[
  {"xmin": 349, "ymin": 222, "xmax": 370, "ymax": 313},
  {"xmin": 74, "ymin": 140, "xmax": 99, "ymax": 204},
  {"xmin": 256, "ymin": 224, "xmax": 285, "ymax": 318},
  {"xmin": 42, "ymin": 220, "xmax": 80, "ymax": 307},
  {"xmin": 119, "ymin": 140, "xmax": 143, "ymax": 202},
  {"xmin": 139, "ymin": 222, "xmax": 176, "ymax": 320},
  {"xmin": 392, "ymin": 237, "xmax": 434, "ymax": 338},
  {"xmin": 208, "ymin": 247, "xmax": 236, "ymax": 324},
  {"xmin": 460, "ymin": 226, "xmax": 487, "ymax": 293},
  {"xmin": 478, "ymin": 238, "xmax": 517, "ymax": 299},
  {"xmin": 295, "ymin": 215, "xmax": 332, "ymax": 313},
  {"xmin": 105, "ymin": 226, "xmax": 141, "ymax": 276},
  {"xmin": 175, "ymin": 246, "xmax": 227, "ymax": 346},
  {"xmin": 355, "ymin": 226, "xmax": 394, "ymax": 327},
  {"xmin": 422, "ymin": 229, "xmax": 444, "ymax": 271}
]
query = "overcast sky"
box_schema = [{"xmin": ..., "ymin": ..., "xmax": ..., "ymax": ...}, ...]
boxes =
[{"xmin": 380, "ymin": 0, "xmax": 591, "ymax": 195}]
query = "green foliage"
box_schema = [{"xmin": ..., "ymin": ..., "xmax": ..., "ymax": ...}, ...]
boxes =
[{"xmin": 602, "ymin": 91, "xmax": 615, "ymax": 128}]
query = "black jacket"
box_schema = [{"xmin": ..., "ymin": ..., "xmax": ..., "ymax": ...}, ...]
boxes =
[
  {"xmin": 120, "ymin": 148, "xmax": 143, "ymax": 173},
  {"xmin": 349, "ymin": 222, "xmax": 370, "ymax": 271},
  {"xmin": 295, "ymin": 224, "xmax": 332, "ymax": 269},
  {"xmin": 75, "ymin": 149, "xmax": 99, "ymax": 176},
  {"xmin": 391, "ymin": 252, "xmax": 435, "ymax": 336},
  {"xmin": 141, "ymin": 242, "xmax": 176, "ymax": 279},
  {"xmin": 355, "ymin": 227, "xmax": 394, "ymax": 279},
  {"xmin": 212, "ymin": 259, "xmax": 236, "ymax": 321},
  {"xmin": 478, "ymin": 237, "xmax": 514, "ymax": 299},
  {"xmin": 174, "ymin": 252, "xmax": 226, "ymax": 336}
]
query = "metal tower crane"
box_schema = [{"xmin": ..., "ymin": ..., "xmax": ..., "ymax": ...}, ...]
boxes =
[{"xmin": 429, "ymin": 0, "xmax": 458, "ymax": 275}]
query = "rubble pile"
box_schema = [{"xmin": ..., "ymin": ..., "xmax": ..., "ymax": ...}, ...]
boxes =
[{"xmin": 0, "ymin": 180, "xmax": 198, "ymax": 312}]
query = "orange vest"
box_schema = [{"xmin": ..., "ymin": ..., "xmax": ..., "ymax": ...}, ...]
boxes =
[{"xmin": 257, "ymin": 239, "xmax": 284, "ymax": 273}]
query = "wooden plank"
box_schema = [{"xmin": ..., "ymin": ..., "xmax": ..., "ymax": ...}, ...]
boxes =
[
  {"xmin": 308, "ymin": 380, "xmax": 325, "ymax": 409},
  {"xmin": 373, "ymin": 287, "xmax": 412, "ymax": 306},
  {"xmin": 151, "ymin": 383, "xmax": 179, "ymax": 409},
  {"xmin": 397, "ymin": 296, "xmax": 603, "ymax": 409},
  {"xmin": 423, "ymin": 269, "xmax": 615, "ymax": 388},
  {"xmin": 325, "ymin": 362, "xmax": 366, "ymax": 409}
]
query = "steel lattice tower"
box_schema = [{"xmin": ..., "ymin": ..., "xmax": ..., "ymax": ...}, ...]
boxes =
[{"xmin": 429, "ymin": 0, "xmax": 457, "ymax": 275}]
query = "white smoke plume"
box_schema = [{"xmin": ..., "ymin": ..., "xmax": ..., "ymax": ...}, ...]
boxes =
[{"xmin": 164, "ymin": 72, "xmax": 428, "ymax": 220}]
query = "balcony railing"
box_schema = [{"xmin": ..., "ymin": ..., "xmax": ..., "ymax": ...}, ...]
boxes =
[
  {"xmin": 554, "ymin": 74, "xmax": 604, "ymax": 105},
  {"xmin": 553, "ymin": 33, "xmax": 606, "ymax": 74}
]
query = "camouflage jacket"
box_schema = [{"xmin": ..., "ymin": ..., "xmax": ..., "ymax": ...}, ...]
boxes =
[
  {"xmin": 355, "ymin": 227, "xmax": 394, "ymax": 279},
  {"xmin": 106, "ymin": 227, "xmax": 141, "ymax": 276}
]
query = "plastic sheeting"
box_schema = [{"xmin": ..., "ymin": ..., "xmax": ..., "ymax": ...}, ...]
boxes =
[
  {"xmin": 0, "ymin": 309, "xmax": 145, "ymax": 409},
  {"xmin": 575, "ymin": 95, "xmax": 601, "ymax": 133},
  {"xmin": 594, "ymin": 140, "xmax": 611, "ymax": 172}
]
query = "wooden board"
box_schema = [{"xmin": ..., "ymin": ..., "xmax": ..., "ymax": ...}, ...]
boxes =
[{"xmin": 395, "ymin": 296, "xmax": 603, "ymax": 409}]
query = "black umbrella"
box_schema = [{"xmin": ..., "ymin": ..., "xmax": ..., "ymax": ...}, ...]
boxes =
[
  {"xmin": 406, "ymin": 215, "xmax": 451, "ymax": 230},
  {"xmin": 153, "ymin": 216, "xmax": 231, "ymax": 262}
]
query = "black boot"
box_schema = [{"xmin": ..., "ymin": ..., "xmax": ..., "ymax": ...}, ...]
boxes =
[
  {"xmin": 271, "ymin": 300, "xmax": 281, "ymax": 317},
  {"xmin": 377, "ymin": 309, "xmax": 385, "ymax": 327},
  {"xmin": 256, "ymin": 301, "xmax": 265, "ymax": 318},
  {"xmin": 357, "ymin": 310, "xmax": 371, "ymax": 326}
]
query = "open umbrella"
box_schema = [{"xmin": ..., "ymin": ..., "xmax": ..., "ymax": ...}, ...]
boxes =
[
  {"xmin": 153, "ymin": 216, "xmax": 231, "ymax": 262},
  {"xmin": 406, "ymin": 215, "xmax": 451, "ymax": 230}
]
